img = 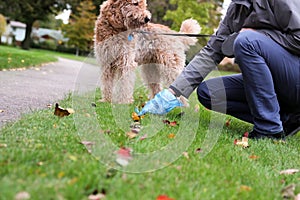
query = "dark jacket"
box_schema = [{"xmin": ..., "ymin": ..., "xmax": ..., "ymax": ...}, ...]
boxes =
[{"xmin": 170, "ymin": 0, "xmax": 300, "ymax": 98}]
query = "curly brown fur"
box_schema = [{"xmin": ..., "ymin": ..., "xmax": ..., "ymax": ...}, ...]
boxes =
[{"xmin": 94, "ymin": 0, "xmax": 201, "ymax": 103}]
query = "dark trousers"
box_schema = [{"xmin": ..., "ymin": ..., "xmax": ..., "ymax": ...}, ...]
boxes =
[{"xmin": 197, "ymin": 30, "xmax": 300, "ymax": 134}]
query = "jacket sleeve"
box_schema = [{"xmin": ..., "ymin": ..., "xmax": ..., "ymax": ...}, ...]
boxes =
[{"xmin": 170, "ymin": 0, "xmax": 252, "ymax": 98}]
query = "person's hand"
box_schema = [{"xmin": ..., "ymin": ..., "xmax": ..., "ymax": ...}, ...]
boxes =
[{"xmin": 136, "ymin": 89, "xmax": 183, "ymax": 116}]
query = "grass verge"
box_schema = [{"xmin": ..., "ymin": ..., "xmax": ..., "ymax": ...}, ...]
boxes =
[
  {"xmin": 0, "ymin": 45, "xmax": 89, "ymax": 70},
  {"xmin": 0, "ymin": 87, "xmax": 299, "ymax": 200}
]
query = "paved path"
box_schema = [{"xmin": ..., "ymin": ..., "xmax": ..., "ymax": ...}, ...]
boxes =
[{"xmin": 0, "ymin": 58, "xmax": 100, "ymax": 128}]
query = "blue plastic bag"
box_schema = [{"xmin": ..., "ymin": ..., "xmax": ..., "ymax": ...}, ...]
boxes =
[{"xmin": 136, "ymin": 89, "xmax": 183, "ymax": 116}]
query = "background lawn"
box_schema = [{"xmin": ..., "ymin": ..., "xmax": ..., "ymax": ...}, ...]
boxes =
[
  {"xmin": 0, "ymin": 45, "xmax": 298, "ymax": 199},
  {"xmin": 0, "ymin": 85, "xmax": 299, "ymax": 200},
  {"xmin": 0, "ymin": 45, "xmax": 89, "ymax": 71}
]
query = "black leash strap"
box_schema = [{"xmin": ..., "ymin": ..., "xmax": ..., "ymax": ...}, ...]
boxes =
[{"xmin": 135, "ymin": 30, "xmax": 215, "ymax": 37}]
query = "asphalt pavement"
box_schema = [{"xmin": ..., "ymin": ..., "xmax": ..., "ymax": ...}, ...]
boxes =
[{"xmin": 0, "ymin": 57, "xmax": 100, "ymax": 128}]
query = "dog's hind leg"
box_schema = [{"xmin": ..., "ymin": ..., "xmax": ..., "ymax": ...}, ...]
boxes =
[
  {"xmin": 100, "ymin": 67, "xmax": 115, "ymax": 102},
  {"xmin": 140, "ymin": 64, "xmax": 162, "ymax": 98},
  {"xmin": 159, "ymin": 51, "xmax": 186, "ymax": 86}
]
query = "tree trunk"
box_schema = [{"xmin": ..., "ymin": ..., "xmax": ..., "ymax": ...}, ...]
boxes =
[
  {"xmin": 76, "ymin": 47, "xmax": 79, "ymax": 56},
  {"xmin": 21, "ymin": 21, "xmax": 33, "ymax": 50}
]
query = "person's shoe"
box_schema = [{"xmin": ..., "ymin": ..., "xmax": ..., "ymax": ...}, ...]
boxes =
[
  {"xmin": 248, "ymin": 130, "xmax": 285, "ymax": 140},
  {"xmin": 283, "ymin": 112, "xmax": 300, "ymax": 138}
]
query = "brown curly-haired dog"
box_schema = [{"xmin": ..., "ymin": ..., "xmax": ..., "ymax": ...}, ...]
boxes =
[{"xmin": 94, "ymin": 0, "xmax": 201, "ymax": 104}]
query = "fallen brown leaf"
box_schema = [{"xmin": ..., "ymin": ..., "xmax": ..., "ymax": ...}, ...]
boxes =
[
  {"xmin": 281, "ymin": 184, "xmax": 296, "ymax": 199},
  {"xmin": 168, "ymin": 133, "xmax": 175, "ymax": 139},
  {"xmin": 243, "ymin": 131, "xmax": 249, "ymax": 137},
  {"xmin": 68, "ymin": 177, "xmax": 78, "ymax": 185},
  {"xmin": 225, "ymin": 119, "xmax": 231, "ymax": 127},
  {"xmin": 116, "ymin": 147, "xmax": 133, "ymax": 166},
  {"xmin": 126, "ymin": 131, "xmax": 138, "ymax": 139},
  {"xmin": 57, "ymin": 171, "xmax": 65, "ymax": 179},
  {"xmin": 195, "ymin": 148, "xmax": 203, "ymax": 153},
  {"xmin": 80, "ymin": 141, "xmax": 95, "ymax": 153},
  {"xmin": 249, "ymin": 155, "xmax": 259, "ymax": 160},
  {"xmin": 80, "ymin": 141, "xmax": 95, "ymax": 146},
  {"xmin": 54, "ymin": 103, "xmax": 74, "ymax": 117},
  {"xmin": 194, "ymin": 104, "xmax": 200, "ymax": 112},
  {"xmin": 163, "ymin": 120, "xmax": 178, "ymax": 127},
  {"xmin": 106, "ymin": 168, "xmax": 117, "ymax": 178},
  {"xmin": 182, "ymin": 152, "xmax": 189, "ymax": 160},
  {"xmin": 130, "ymin": 122, "xmax": 141, "ymax": 133},
  {"xmin": 88, "ymin": 193, "xmax": 105, "ymax": 200},
  {"xmin": 15, "ymin": 191, "xmax": 30, "ymax": 200},
  {"xmin": 234, "ymin": 137, "xmax": 249, "ymax": 148},
  {"xmin": 68, "ymin": 155, "xmax": 77, "ymax": 162},
  {"xmin": 102, "ymin": 130, "xmax": 111, "ymax": 134},
  {"xmin": 0, "ymin": 143, "xmax": 7, "ymax": 148},
  {"xmin": 139, "ymin": 134, "xmax": 148, "ymax": 140},
  {"xmin": 280, "ymin": 169, "xmax": 299, "ymax": 175},
  {"xmin": 131, "ymin": 112, "xmax": 140, "ymax": 122},
  {"xmin": 239, "ymin": 185, "xmax": 252, "ymax": 191},
  {"xmin": 156, "ymin": 195, "xmax": 174, "ymax": 200}
]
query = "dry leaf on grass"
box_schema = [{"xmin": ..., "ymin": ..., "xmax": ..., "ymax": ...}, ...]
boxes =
[
  {"xmin": 15, "ymin": 191, "xmax": 30, "ymax": 200},
  {"xmin": 140, "ymin": 134, "xmax": 148, "ymax": 140},
  {"xmin": 194, "ymin": 104, "xmax": 200, "ymax": 112},
  {"xmin": 225, "ymin": 119, "xmax": 231, "ymax": 127},
  {"xmin": 88, "ymin": 193, "xmax": 105, "ymax": 200},
  {"xmin": 182, "ymin": 152, "xmax": 189, "ymax": 160},
  {"xmin": 54, "ymin": 103, "xmax": 74, "ymax": 117},
  {"xmin": 80, "ymin": 141, "xmax": 95, "ymax": 153},
  {"xmin": 68, "ymin": 155, "xmax": 77, "ymax": 162},
  {"xmin": 195, "ymin": 148, "xmax": 203, "ymax": 153},
  {"xmin": 126, "ymin": 131, "xmax": 138, "ymax": 139},
  {"xmin": 234, "ymin": 137, "xmax": 249, "ymax": 148},
  {"xmin": 102, "ymin": 130, "xmax": 112, "ymax": 134},
  {"xmin": 168, "ymin": 133, "xmax": 175, "ymax": 139},
  {"xmin": 57, "ymin": 171, "xmax": 65, "ymax": 179},
  {"xmin": 132, "ymin": 112, "xmax": 144, "ymax": 122},
  {"xmin": 280, "ymin": 169, "xmax": 299, "ymax": 175},
  {"xmin": 127, "ymin": 122, "xmax": 142, "ymax": 139},
  {"xmin": 239, "ymin": 185, "xmax": 252, "ymax": 191},
  {"xmin": 130, "ymin": 122, "xmax": 141, "ymax": 133},
  {"xmin": 162, "ymin": 120, "xmax": 178, "ymax": 127},
  {"xmin": 106, "ymin": 168, "xmax": 117, "ymax": 178},
  {"xmin": 80, "ymin": 141, "xmax": 95, "ymax": 146},
  {"xmin": 157, "ymin": 195, "xmax": 174, "ymax": 200},
  {"xmin": 116, "ymin": 147, "xmax": 133, "ymax": 166},
  {"xmin": 131, "ymin": 112, "xmax": 141, "ymax": 122},
  {"xmin": 0, "ymin": 143, "xmax": 7, "ymax": 148},
  {"xmin": 281, "ymin": 184, "xmax": 296, "ymax": 199},
  {"xmin": 249, "ymin": 155, "xmax": 259, "ymax": 160}
]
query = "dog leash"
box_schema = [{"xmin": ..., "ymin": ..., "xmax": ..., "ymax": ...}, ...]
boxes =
[
  {"xmin": 128, "ymin": 31, "xmax": 215, "ymax": 41},
  {"xmin": 138, "ymin": 31, "xmax": 214, "ymax": 37}
]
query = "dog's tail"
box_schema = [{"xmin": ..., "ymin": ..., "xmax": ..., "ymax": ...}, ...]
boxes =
[{"xmin": 179, "ymin": 19, "xmax": 201, "ymax": 46}]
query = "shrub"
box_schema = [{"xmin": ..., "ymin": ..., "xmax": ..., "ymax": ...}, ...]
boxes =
[{"xmin": 40, "ymin": 40, "xmax": 57, "ymax": 51}]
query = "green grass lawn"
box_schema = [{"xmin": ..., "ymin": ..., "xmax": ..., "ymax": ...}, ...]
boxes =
[
  {"xmin": 0, "ymin": 85, "xmax": 299, "ymax": 199},
  {"xmin": 0, "ymin": 45, "xmax": 89, "ymax": 70}
]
